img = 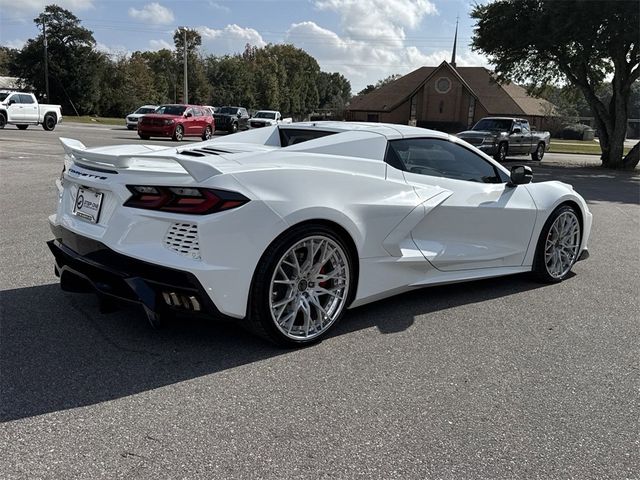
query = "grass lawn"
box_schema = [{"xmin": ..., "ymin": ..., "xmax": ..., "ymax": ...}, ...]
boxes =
[
  {"xmin": 549, "ymin": 139, "xmax": 632, "ymax": 156},
  {"xmin": 64, "ymin": 115, "xmax": 124, "ymax": 126}
]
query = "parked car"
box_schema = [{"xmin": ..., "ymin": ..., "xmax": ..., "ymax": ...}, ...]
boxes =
[
  {"xmin": 125, "ymin": 105, "xmax": 158, "ymax": 130},
  {"xmin": 456, "ymin": 117, "xmax": 551, "ymax": 162},
  {"xmin": 249, "ymin": 110, "xmax": 293, "ymax": 128},
  {"xmin": 0, "ymin": 91, "xmax": 62, "ymax": 131},
  {"xmin": 48, "ymin": 121, "xmax": 591, "ymax": 346},
  {"xmin": 137, "ymin": 104, "xmax": 214, "ymax": 141},
  {"xmin": 213, "ymin": 106, "xmax": 250, "ymax": 133},
  {"xmin": 203, "ymin": 105, "xmax": 219, "ymax": 116}
]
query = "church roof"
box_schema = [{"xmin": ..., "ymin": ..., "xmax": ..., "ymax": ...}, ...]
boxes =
[{"xmin": 347, "ymin": 62, "xmax": 554, "ymax": 117}]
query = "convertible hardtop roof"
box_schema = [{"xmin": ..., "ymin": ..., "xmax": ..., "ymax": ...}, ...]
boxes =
[{"xmin": 280, "ymin": 121, "xmax": 450, "ymax": 140}]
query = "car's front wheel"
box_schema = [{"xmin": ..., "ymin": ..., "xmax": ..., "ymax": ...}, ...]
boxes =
[
  {"xmin": 494, "ymin": 142, "xmax": 507, "ymax": 162},
  {"xmin": 531, "ymin": 142, "xmax": 545, "ymax": 161},
  {"xmin": 533, "ymin": 205, "xmax": 582, "ymax": 283},
  {"xmin": 249, "ymin": 225, "xmax": 354, "ymax": 346},
  {"xmin": 173, "ymin": 124, "xmax": 184, "ymax": 141},
  {"xmin": 202, "ymin": 125, "xmax": 212, "ymax": 140}
]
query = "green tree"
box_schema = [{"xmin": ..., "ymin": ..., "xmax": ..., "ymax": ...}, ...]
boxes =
[
  {"xmin": 13, "ymin": 4, "xmax": 105, "ymax": 114},
  {"xmin": 0, "ymin": 46, "xmax": 18, "ymax": 76},
  {"xmin": 139, "ymin": 49, "xmax": 179, "ymax": 104},
  {"xmin": 318, "ymin": 71, "xmax": 351, "ymax": 109},
  {"xmin": 471, "ymin": 0, "xmax": 640, "ymax": 169}
]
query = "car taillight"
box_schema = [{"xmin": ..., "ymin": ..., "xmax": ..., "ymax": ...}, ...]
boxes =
[{"xmin": 124, "ymin": 186, "xmax": 249, "ymax": 214}]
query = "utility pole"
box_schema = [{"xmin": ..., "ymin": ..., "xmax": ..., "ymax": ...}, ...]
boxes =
[
  {"xmin": 183, "ymin": 27, "xmax": 188, "ymax": 104},
  {"xmin": 41, "ymin": 16, "xmax": 50, "ymax": 103}
]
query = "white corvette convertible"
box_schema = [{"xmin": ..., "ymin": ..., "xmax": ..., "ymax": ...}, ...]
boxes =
[{"xmin": 48, "ymin": 122, "xmax": 592, "ymax": 345}]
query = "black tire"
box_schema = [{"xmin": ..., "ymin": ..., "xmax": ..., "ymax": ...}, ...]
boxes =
[
  {"xmin": 172, "ymin": 124, "xmax": 184, "ymax": 141},
  {"xmin": 16, "ymin": 124, "xmax": 28, "ymax": 130},
  {"xmin": 531, "ymin": 142, "xmax": 545, "ymax": 161},
  {"xmin": 202, "ymin": 125, "xmax": 212, "ymax": 141},
  {"xmin": 0, "ymin": 113, "xmax": 6, "ymax": 129},
  {"xmin": 127, "ymin": 125, "xmax": 135, "ymax": 130},
  {"xmin": 139, "ymin": 134, "xmax": 150, "ymax": 140},
  {"xmin": 494, "ymin": 142, "xmax": 507, "ymax": 162},
  {"xmin": 230, "ymin": 122, "xmax": 238, "ymax": 134},
  {"xmin": 532, "ymin": 205, "xmax": 582, "ymax": 283},
  {"xmin": 248, "ymin": 224, "xmax": 355, "ymax": 347},
  {"xmin": 42, "ymin": 113, "xmax": 57, "ymax": 131}
]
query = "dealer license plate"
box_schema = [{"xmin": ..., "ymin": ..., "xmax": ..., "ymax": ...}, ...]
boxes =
[{"xmin": 73, "ymin": 187, "xmax": 103, "ymax": 223}]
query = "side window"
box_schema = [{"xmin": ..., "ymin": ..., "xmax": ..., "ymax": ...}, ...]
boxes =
[
  {"xmin": 185, "ymin": 108, "xmax": 193, "ymax": 117},
  {"xmin": 521, "ymin": 121, "xmax": 530, "ymax": 134},
  {"xmin": 241, "ymin": 108, "xmax": 248, "ymax": 117},
  {"xmin": 8, "ymin": 94, "xmax": 20, "ymax": 104},
  {"xmin": 385, "ymin": 138, "xmax": 506, "ymax": 184},
  {"xmin": 19, "ymin": 94, "xmax": 35, "ymax": 104},
  {"xmin": 279, "ymin": 128, "xmax": 337, "ymax": 147},
  {"xmin": 194, "ymin": 108, "xmax": 203, "ymax": 117}
]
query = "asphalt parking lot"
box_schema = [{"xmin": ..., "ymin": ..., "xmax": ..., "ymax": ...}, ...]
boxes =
[{"xmin": 1, "ymin": 123, "xmax": 638, "ymax": 479}]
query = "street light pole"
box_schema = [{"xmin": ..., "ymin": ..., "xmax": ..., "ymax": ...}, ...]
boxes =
[
  {"xmin": 183, "ymin": 28, "xmax": 188, "ymax": 104},
  {"xmin": 42, "ymin": 16, "xmax": 50, "ymax": 103}
]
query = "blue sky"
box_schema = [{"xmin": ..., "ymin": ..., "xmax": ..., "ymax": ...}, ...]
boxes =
[{"xmin": 0, "ymin": 0, "xmax": 488, "ymax": 92}]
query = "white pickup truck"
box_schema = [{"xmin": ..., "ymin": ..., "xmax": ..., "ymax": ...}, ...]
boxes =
[
  {"xmin": 0, "ymin": 91, "xmax": 63, "ymax": 131},
  {"xmin": 248, "ymin": 110, "xmax": 292, "ymax": 129}
]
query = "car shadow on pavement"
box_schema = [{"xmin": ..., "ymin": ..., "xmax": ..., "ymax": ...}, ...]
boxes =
[
  {"xmin": 0, "ymin": 274, "xmax": 546, "ymax": 422},
  {"xmin": 505, "ymin": 161, "xmax": 640, "ymax": 205}
]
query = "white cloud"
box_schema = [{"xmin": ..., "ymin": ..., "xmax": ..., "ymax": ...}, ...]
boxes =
[
  {"xmin": 95, "ymin": 42, "xmax": 130, "ymax": 58},
  {"xmin": 0, "ymin": 0, "xmax": 93, "ymax": 15},
  {"xmin": 208, "ymin": 1, "xmax": 230, "ymax": 13},
  {"xmin": 197, "ymin": 24, "xmax": 266, "ymax": 55},
  {"xmin": 128, "ymin": 3, "xmax": 174, "ymax": 25},
  {"xmin": 1, "ymin": 39, "xmax": 26, "ymax": 50},
  {"xmin": 315, "ymin": 0, "xmax": 437, "ymax": 45},
  {"xmin": 149, "ymin": 39, "xmax": 174, "ymax": 51},
  {"xmin": 285, "ymin": 20, "xmax": 488, "ymax": 94}
]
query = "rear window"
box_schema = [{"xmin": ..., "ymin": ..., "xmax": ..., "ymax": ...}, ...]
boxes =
[{"xmin": 279, "ymin": 128, "xmax": 337, "ymax": 147}]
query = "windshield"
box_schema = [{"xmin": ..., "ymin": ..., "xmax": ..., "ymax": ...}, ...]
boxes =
[
  {"xmin": 135, "ymin": 107, "xmax": 157, "ymax": 114},
  {"xmin": 255, "ymin": 111, "xmax": 276, "ymax": 119},
  {"xmin": 155, "ymin": 105, "xmax": 186, "ymax": 115},
  {"xmin": 219, "ymin": 107, "xmax": 239, "ymax": 115},
  {"xmin": 0, "ymin": 92, "xmax": 10, "ymax": 102},
  {"xmin": 473, "ymin": 119, "xmax": 513, "ymax": 131}
]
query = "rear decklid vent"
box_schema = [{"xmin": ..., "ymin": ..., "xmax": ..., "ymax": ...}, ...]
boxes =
[{"xmin": 164, "ymin": 222, "xmax": 200, "ymax": 260}]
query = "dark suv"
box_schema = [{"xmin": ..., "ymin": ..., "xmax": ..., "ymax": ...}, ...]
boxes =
[{"xmin": 213, "ymin": 106, "xmax": 250, "ymax": 133}]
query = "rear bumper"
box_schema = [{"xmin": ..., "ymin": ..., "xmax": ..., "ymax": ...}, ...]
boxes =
[{"xmin": 47, "ymin": 226, "xmax": 225, "ymax": 321}]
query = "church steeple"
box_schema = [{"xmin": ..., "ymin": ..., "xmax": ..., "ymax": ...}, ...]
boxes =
[{"xmin": 451, "ymin": 16, "xmax": 459, "ymax": 68}]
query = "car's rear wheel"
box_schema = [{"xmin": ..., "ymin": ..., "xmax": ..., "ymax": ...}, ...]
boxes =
[
  {"xmin": 0, "ymin": 113, "xmax": 7, "ymax": 129},
  {"xmin": 17, "ymin": 124, "xmax": 28, "ymax": 130},
  {"xmin": 533, "ymin": 205, "xmax": 581, "ymax": 283},
  {"xmin": 202, "ymin": 125, "xmax": 212, "ymax": 140},
  {"xmin": 249, "ymin": 225, "xmax": 354, "ymax": 346},
  {"xmin": 43, "ymin": 113, "xmax": 56, "ymax": 131},
  {"xmin": 531, "ymin": 142, "xmax": 545, "ymax": 161},
  {"xmin": 173, "ymin": 125, "xmax": 184, "ymax": 141},
  {"xmin": 139, "ymin": 134, "xmax": 150, "ymax": 140}
]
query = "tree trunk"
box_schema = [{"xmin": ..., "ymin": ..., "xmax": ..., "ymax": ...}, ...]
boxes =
[{"xmin": 622, "ymin": 141, "xmax": 639, "ymax": 170}]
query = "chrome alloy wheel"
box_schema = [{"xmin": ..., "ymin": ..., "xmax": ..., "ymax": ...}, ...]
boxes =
[
  {"xmin": 269, "ymin": 235, "xmax": 350, "ymax": 340},
  {"xmin": 544, "ymin": 210, "xmax": 580, "ymax": 279}
]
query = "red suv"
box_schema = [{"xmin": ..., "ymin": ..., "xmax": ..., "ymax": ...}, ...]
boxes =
[{"xmin": 138, "ymin": 104, "xmax": 215, "ymax": 141}]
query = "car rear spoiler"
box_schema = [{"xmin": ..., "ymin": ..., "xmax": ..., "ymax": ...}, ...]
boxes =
[{"xmin": 59, "ymin": 137, "xmax": 224, "ymax": 182}]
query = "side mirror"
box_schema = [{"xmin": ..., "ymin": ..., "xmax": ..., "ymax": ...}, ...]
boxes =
[
  {"xmin": 8, "ymin": 99, "xmax": 15, "ymax": 106},
  {"xmin": 508, "ymin": 165, "xmax": 533, "ymax": 187},
  {"xmin": 512, "ymin": 127, "xmax": 521, "ymax": 134},
  {"xmin": 185, "ymin": 112, "xmax": 193, "ymax": 118}
]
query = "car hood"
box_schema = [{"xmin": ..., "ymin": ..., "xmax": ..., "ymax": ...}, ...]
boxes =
[
  {"xmin": 457, "ymin": 129, "xmax": 504, "ymax": 137},
  {"xmin": 142, "ymin": 113, "xmax": 183, "ymax": 120}
]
